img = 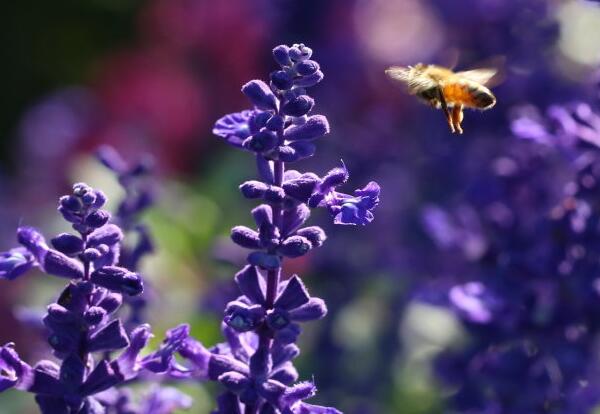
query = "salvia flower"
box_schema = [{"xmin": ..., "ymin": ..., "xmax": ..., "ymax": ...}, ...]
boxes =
[
  {"xmin": 176, "ymin": 43, "xmax": 380, "ymax": 413},
  {"xmin": 420, "ymin": 101, "xmax": 600, "ymax": 413},
  {"xmin": 97, "ymin": 146, "xmax": 156, "ymax": 329},
  {"xmin": 0, "ymin": 183, "xmax": 187, "ymax": 413}
]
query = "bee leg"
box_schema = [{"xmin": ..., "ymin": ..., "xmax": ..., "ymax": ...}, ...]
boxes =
[
  {"xmin": 451, "ymin": 105, "xmax": 464, "ymax": 134},
  {"xmin": 437, "ymin": 88, "xmax": 455, "ymax": 133}
]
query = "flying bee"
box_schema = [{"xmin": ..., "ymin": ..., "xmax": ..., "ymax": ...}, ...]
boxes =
[{"xmin": 385, "ymin": 64, "xmax": 498, "ymax": 134}]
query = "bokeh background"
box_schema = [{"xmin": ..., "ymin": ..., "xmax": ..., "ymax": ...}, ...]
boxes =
[{"xmin": 2, "ymin": 0, "xmax": 600, "ymax": 412}]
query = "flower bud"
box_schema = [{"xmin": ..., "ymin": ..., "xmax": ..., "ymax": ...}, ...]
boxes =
[
  {"xmin": 239, "ymin": 181, "xmax": 268, "ymax": 199},
  {"xmin": 252, "ymin": 205, "xmax": 273, "ymax": 226},
  {"xmin": 264, "ymin": 186, "xmax": 286, "ymax": 203},
  {"xmin": 270, "ymin": 70, "xmax": 293, "ymax": 90},
  {"xmin": 60, "ymin": 195, "xmax": 81, "ymax": 212},
  {"xmin": 84, "ymin": 306, "xmax": 107, "ymax": 325},
  {"xmin": 281, "ymin": 95, "xmax": 314, "ymax": 117},
  {"xmin": 88, "ymin": 224, "xmax": 123, "ymax": 247},
  {"xmin": 73, "ymin": 183, "xmax": 92, "ymax": 197},
  {"xmin": 276, "ymin": 146, "xmax": 298, "ymax": 162},
  {"xmin": 81, "ymin": 191, "xmax": 97, "ymax": 206},
  {"xmin": 249, "ymin": 111, "xmax": 272, "ymax": 133},
  {"xmin": 92, "ymin": 190, "xmax": 107, "ymax": 209},
  {"xmin": 289, "ymin": 44, "xmax": 312, "ymax": 62},
  {"xmin": 272, "ymin": 45, "xmax": 292, "ymax": 66},
  {"xmin": 90, "ymin": 266, "xmax": 143, "ymax": 296},
  {"xmin": 296, "ymin": 226, "xmax": 327, "ymax": 248},
  {"xmin": 283, "ymin": 173, "xmax": 320, "ymax": 202},
  {"xmin": 265, "ymin": 114, "xmax": 285, "ymax": 132},
  {"xmin": 295, "ymin": 60, "xmax": 319, "ymax": 76},
  {"xmin": 243, "ymin": 130, "xmax": 279, "ymax": 153},
  {"xmin": 98, "ymin": 293, "xmax": 123, "ymax": 314},
  {"xmin": 278, "ymin": 236, "xmax": 312, "ymax": 258},
  {"xmin": 231, "ymin": 226, "xmax": 262, "ymax": 249},
  {"xmin": 293, "ymin": 70, "xmax": 324, "ymax": 88},
  {"xmin": 43, "ymin": 250, "xmax": 84, "ymax": 279},
  {"xmin": 219, "ymin": 371, "xmax": 250, "ymax": 394},
  {"xmin": 242, "ymin": 80, "xmax": 278, "ymax": 111},
  {"xmin": 283, "ymin": 115, "xmax": 329, "ymax": 141},
  {"xmin": 81, "ymin": 248, "xmax": 102, "ymax": 262},
  {"xmin": 321, "ymin": 164, "xmax": 349, "ymax": 189},
  {"xmin": 85, "ymin": 210, "xmax": 110, "ymax": 228},
  {"xmin": 51, "ymin": 234, "xmax": 84, "ymax": 255}
]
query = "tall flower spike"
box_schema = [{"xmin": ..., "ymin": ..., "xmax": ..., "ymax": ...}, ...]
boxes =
[
  {"xmin": 0, "ymin": 182, "xmax": 188, "ymax": 413},
  {"xmin": 179, "ymin": 43, "xmax": 381, "ymax": 413}
]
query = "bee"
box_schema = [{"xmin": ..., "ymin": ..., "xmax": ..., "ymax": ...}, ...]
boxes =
[{"xmin": 385, "ymin": 64, "xmax": 498, "ymax": 134}]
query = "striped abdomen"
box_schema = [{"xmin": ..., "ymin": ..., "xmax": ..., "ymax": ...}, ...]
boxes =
[{"xmin": 442, "ymin": 80, "xmax": 496, "ymax": 110}]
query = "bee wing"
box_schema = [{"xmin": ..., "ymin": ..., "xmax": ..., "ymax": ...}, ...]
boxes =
[
  {"xmin": 453, "ymin": 68, "xmax": 498, "ymax": 86},
  {"xmin": 385, "ymin": 66, "xmax": 412, "ymax": 83},
  {"xmin": 386, "ymin": 66, "xmax": 437, "ymax": 92}
]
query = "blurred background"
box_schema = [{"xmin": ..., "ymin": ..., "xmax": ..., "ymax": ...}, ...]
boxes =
[{"xmin": 2, "ymin": 0, "xmax": 600, "ymax": 412}]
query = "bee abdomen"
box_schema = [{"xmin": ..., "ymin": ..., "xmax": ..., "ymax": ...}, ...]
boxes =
[
  {"xmin": 472, "ymin": 87, "xmax": 496, "ymax": 109},
  {"xmin": 443, "ymin": 82, "xmax": 496, "ymax": 110}
]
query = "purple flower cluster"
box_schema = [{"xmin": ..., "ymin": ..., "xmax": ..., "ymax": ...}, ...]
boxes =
[
  {"xmin": 174, "ymin": 43, "xmax": 381, "ymax": 413},
  {"xmin": 0, "ymin": 183, "xmax": 187, "ymax": 413},
  {"xmin": 419, "ymin": 101, "xmax": 600, "ymax": 413},
  {"xmin": 97, "ymin": 146, "xmax": 156, "ymax": 328}
]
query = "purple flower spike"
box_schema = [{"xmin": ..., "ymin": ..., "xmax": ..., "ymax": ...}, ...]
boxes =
[
  {"xmin": 0, "ymin": 178, "xmax": 190, "ymax": 412},
  {"xmin": 199, "ymin": 42, "xmax": 378, "ymax": 412}
]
